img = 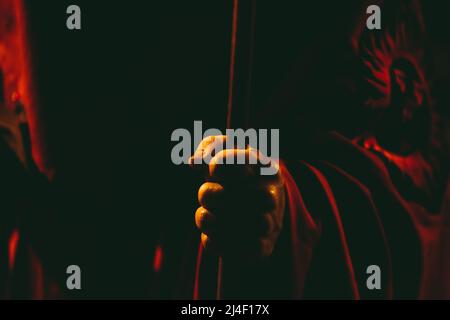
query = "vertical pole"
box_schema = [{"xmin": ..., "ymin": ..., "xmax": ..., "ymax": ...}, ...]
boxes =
[{"xmin": 219, "ymin": 0, "xmax": 257, "ymax": 300}]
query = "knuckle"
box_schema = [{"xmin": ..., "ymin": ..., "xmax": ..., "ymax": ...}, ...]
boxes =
[
  {"xmin": 198, "ymin": 182, "xmax": 224, "ymax": 209},
  {"xmin": 195, "ymin": 206, "xmax": 217, "ymax": 234},
  {"xmin": 201, "ymin": 233, "xmax": 216, "ymax": 252},
  {"xmin": 195, "ymin": 207, "xmax": 209, "ymax": 230}
]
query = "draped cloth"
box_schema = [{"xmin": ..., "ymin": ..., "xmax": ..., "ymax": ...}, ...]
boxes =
[{"xmin": 189, "ymin": 132, "xmax": 448, "ymax": 299}]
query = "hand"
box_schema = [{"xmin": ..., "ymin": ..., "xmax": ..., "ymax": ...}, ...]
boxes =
[{"xmin": 189, "ymin": 135, "xmax": 286, "ymax": 259}]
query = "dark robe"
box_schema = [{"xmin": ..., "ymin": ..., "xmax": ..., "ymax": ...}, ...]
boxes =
[{"xmin": 183, "ymin": 132, "xmax": 448, "ymax": 299}]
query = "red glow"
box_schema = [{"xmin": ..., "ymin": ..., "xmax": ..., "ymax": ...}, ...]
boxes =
[
  {"xmin": 0, "ymin": 0, "xmax": 48, "ymax": 175},
  {"xmin": 11, "ymin": 91, "xmax": 20, "ymax": 103},
  {"xmin": 29, "ymin": 248, "xmax": 44, "ymax": 299},
  {"xmin": 360, "ymin": 25, "xmax": 428, "ymax": 111},
  {"xmin": 153, "ymin": 245, "xmax": 163, "ymax": 273},
  {"xmin": 303, "ymin": 163, "xmax": 361, "ymax": 300},
  {"xmin": 226, "ymin": 0, "xmax": 239, "ymax": 129},
  {"xmin": 280, "ymin": 161, "xmax": 319, "ymax": 297},
  {"xmin": 193, "ymin": 241, "xmax": 203, "ymax": 300},
  {"xmin": 8, "ymin": 229, "xmax": 20, "ymax": 271},
  {"xmin": 359, "ymin": 135, "xmax": 433, "ymax": 190}
]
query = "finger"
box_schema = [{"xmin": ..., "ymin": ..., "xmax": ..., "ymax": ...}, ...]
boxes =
[
  {"xmin": 214, "ymin": 185, "xmax": 278, "ymax": 216},
  {"xmin": 195, "ymin": 206, "xmax": 217, "ymax": 237},
  {"xmin": 249, "ymin": 147, "xmax": 281, "ymax": 179},
  {"xmin": 196, "ymin": 205, "xmax": 254, "ymax": 238},
  {"xmin": 189, "ymin": 135, "xmax": 227, "ymax": 169},
  {"xmin": 200, "ymin": 233, "xmax": 220, "ymax": 254},
  {"xmin": 198, "ymin": 182, "xmax": 225, "ymax": 211},
  {"xmin": 209, "ymin": 148, "xmax": 282, "ymax": 184},
  {"xmin": 201, "ymin": 135, "xmax": 227, "ymax": 165},
  {"xmin": 208, "ymin": 148, "xmax": 260, "ymax": 183}
]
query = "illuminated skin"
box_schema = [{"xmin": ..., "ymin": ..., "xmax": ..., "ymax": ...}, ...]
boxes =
[{"xmin": 189, "ymin": 135, "xmax": 286, "ymax": 259}]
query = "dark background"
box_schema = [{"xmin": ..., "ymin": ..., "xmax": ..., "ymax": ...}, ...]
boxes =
[{"xmin": 23, "ymin": 1, "xmax": 449, "ymax": 298}]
